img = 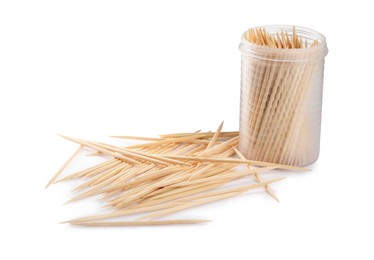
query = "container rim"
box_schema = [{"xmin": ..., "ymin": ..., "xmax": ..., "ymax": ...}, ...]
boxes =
[{"xmin": 239, "ymin": 25, "xmax": 328, "ymax": 62}]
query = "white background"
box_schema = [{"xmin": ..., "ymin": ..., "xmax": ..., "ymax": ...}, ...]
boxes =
[{"xmin": 1, "ymin": 0, "xmax": 373, "ymax": 259}]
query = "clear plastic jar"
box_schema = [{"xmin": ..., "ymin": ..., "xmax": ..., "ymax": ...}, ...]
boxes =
[{"xmin": 238, "ymin": 25, "xmax": 328, "ymax": 166}]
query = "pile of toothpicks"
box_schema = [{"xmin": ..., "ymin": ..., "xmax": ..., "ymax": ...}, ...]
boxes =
[{"xmin": 47, "ymin": 122, "xmax": 304, "ymax": 226}]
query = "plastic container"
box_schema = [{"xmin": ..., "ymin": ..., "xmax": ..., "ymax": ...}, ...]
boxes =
[{"xmin": 238, "ymin": 25, "xmax": 328, "ymax": 166}]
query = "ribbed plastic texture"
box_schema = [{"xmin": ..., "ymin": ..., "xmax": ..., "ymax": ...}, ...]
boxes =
[{"xmin": 239, "ymin": 25, "xmax": 328, "ymax": 166}]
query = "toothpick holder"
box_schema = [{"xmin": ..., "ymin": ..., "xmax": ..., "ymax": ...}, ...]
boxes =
[{"xmin": 238, "ymin": 25, "xmax": 328, "ymax": 166}]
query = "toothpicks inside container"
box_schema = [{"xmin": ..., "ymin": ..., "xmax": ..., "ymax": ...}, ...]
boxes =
[{"xmin": 239, "ymin": 25, "xmax": 328, "ymax": 166}]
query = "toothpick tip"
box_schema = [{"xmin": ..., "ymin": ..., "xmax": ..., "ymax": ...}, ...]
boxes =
[{"xmin": 63, "ymin": 198, "xmax": 76, "ymax": 205}]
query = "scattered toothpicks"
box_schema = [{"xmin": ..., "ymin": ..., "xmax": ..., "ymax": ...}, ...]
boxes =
[{"xmin": 48, "ymin": 122, "xmax": 303, "ymax": 226}]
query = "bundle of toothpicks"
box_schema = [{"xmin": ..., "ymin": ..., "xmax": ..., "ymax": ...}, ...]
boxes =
[
  {"xmin": 47, "ymin": 122, "xmax": 305, "ymax": 227},
  {"xmin": 239, "ymin": 26, "xmax": 322, "ymax": 166}
]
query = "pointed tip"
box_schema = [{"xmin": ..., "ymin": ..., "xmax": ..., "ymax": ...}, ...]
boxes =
[
  {"xmin": 268, "ymin": 192, "xmax": 280, "ymax": 203},
  {"xmin": 53, "ymin": 177, "xmax": 69, "ymax": 184},
  {"xmin": 264, "ymin": 176, "xmax": 286, "ymax": 186},
  {"xmin": 101, "ymin": 204, "xmax": 112, "ymax": 209},
  {"xmin": 60, "ymin": 216, "xmax": 87, "ymax": 224},
  {"xmin": 216, "ymin": 121, "xmax": 224, "ymax": 133},
  {"xmin": 72, "ymin": 186, "xmax": 84, "ymax": 192},
  {"xmin": 63, "ymin": 197, "xmax": 77, "ymax": 205},
  {"xmin": 58, "ymin": 134, "xmax": 79, "ymax": 143},
  {"xmin": 187, "ymin": 170, "xmax": 199, "ymax": 181},
  {"xmin": 58, "ymin": 134, "xmax": 72, "ymax": 141},
  {"xmin": 73, "ymin": 182, "xmax": 93, "ymax": 192}
]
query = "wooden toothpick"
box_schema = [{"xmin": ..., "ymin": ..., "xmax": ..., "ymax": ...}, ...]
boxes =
[
  {"xmin": 45, "ymin": 145, "xmax": 82, "ymax": 188},
  {"xmin": 59, "ymin": 135, "xmax": 140, "ymax": 164},
  {"xmin": 69, "ymin": 219, "xmax": 210, "ymax": 226}
]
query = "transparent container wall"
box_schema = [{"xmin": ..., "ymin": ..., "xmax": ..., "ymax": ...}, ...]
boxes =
[{"xmin": 239, "ymin": 25, "xmax": 328, "ymax": 166}]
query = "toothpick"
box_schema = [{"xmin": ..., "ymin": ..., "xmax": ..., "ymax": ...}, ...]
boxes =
[
  {"xmin": 163, "ymin": 155, "xmax": 306, "ymax": 170},
  {"xmin": 125, "ymin": 134, "xmax": 208, "ymax": 149},
  {"xmin": 59, "ymin": 135, "xmax": 140, "ymax": 164},
  {"xmin": 110, "ymin": 136, "xmax": 165, "ymax": 141},
  {"xmin": 207, "ymin": 121, "xmax": 224, "ymax": 149},
  {"xmin": 63, "ymin": 201, "xmax": 185, "ymax": 223},
  {"xmin": 69, "ymin": 219, "xmax": 210, "ymax": 226},
  {"xmin": 159, "ymin": 131, "xmax": 238, "ymax": 139},
  {"xmin": 189, "ymin": 122, "xmax": 225, "ymax": 180},
  {"xmin": 45, "ymin": 145, "xmax": 82, "ymax": 188}
]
